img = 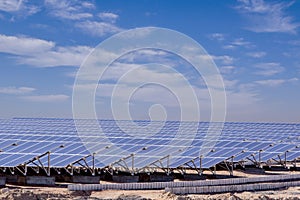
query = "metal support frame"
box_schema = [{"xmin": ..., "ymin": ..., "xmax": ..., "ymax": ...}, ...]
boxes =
[
  {"xmin": 65, "ymin": 153, "xmax": 96, "ymax": 176},
  {"xmin": 218, "ymin": 157, "xmax": 234, "ymax": 176},
  {"xmin": 16, "ymin": 151, "xmax": 51, "ymax": 176},
  {"xmin": 284, "ymin": 151, "xmax": 287, "ymax": 168},
  {"xmin": 273, "ymin": 151, "xmax": 298, "ymax": 169},
  {"xmin": 236, "ymin": 160, "xmax": 246, "ymax": 169},
  {"xmin": 207, "ymin": 165, "xmax": 217, "ymax": 175},
  {"xmin": 246, "ymin": 151, "xmax": 263, "ymax": 168},
  {"xmin": 108, "ymin": 154, "xmax": 172, "ymax": 175},
  {"xmin": 137, "ymin": 155, "xmax": 171, "ymax": 175},
  {"xmin": 275, "ymin": 152, "xmax": 288, "ymax": 168},
  {"xmin": 9, "ymin": 145, "xmax": 65, "ymax": 176},
  {"xmin": 108, "ymin": 153, "xmax": 135, "ymax": 175},
  {"xmin": 0, "ymin": 167, "xmax": 6, "ymax": 173},
  {"xmin": 293, "ymin": 158, "xmax": 297, "ymax": 168},
  {"xmin": 177, "ymin": 157, "xmax": 203, "ymax": 175},
  {"xmin": 8, "ymin": 167, "xmax": 15, "ymax": 175}
]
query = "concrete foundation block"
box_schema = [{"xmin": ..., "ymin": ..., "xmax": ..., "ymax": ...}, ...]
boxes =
[
  {"xmin": 0, "ymin": 177, "xmax": 6, "ymax": 186},
  {"xmin": 26, "ymin": 176, "xmax": 55, "ymax": 186},
  {"xmin": 56, "ymin": 175, "xmax": 101, "ymax": 184},
  {"xmin": 149, "ymin": 174, "xmax": 174, "ymax": 182},
  {"xmin": 5, "ymin": 175, "xmax": 26, "ymax": 185},
  {"xmin": 72, "ymin": 176, "xmax": 101, "ymax": 184},
  {"xmin": 182, "ymin": 174, "xmax": 205, "ymax": 181},
  {"xmin": 55, "ymin": 175, "xmax": 73, "ymax": 183},
  {"xmin": 5, "ymin": 175, "xmax": 19, "ymax": 184},
  {"xmin": 112, "ymin": 175, "xmax": 139, "ymax": 183},
  {"xmin": 244, "ymin": 167, "xmax": 265, "ymax": 174}
]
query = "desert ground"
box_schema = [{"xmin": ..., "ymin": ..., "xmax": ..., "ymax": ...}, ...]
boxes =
[
  {"xmin": 1, "ymin": 186, "xmax": 300, "ymax": 200},
  {"xmin": 1, "ymin": 170, "xmax": 300, "ymax": 200}
]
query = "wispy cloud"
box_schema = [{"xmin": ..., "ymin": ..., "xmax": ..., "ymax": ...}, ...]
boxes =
[
  {"xmin": 199, "ymin": 54, "xmax": 234, "ymax": 65},
  {"xmin": 0, "ymin": 86, "xmax": 35, "ymax": 95},
  {"xmin": 255, "ymin": 78, "xmax": 298, "ymax": 87},
  {"xmin": 21, "ymin": 94, "xmax": 69, "ymax": 102},
  {"xmin": 213, "ymin": 55, "xmax": 235, "ymax": 65},
  {"xmin": 223, "ymin": 37, "xmax": 252, "ymax": 49},
  {"xmin": 0, "ymin": 34, "xmax": 92, "ymax": 67},
  {"xmin": 208, "ymin": 33, "xmax": 225, "ymax": 41},
  {"xmin": 0, "ymin": 0, "xmax": 22, "ymax": 12},
  {"xmin": 232, "ymin": 38, "xmax": 251, "ymax": 46},
  {"xmin": 0, "ymin": 0, "xmax": 40, "ymax": 18},
  {"xmin": 222, "ymin": 45, "xmax": 236, "ymax": 50},
  {"xmin": 246, "ymin": 51, "xmax": 266, "ymax": 58},
  {"xmin": 45, "ymin": 0, "xmax": 93, "ymax": 20},
  {"xmin": 44, "ymin": 0, "xmax": 123, "ymax": 37},
  {"xmin": 223, "ymin": 38, "xmax": 254, "ymax": 49},
  {"xmin": 98, "ymin": 12, "xmax": 119, "ymax": 23},
  {"xmin": 254, "ymin": 62, "xmax": 284, "ymax": 76},
  {"xmin": 20, "ymin": 45, "xmax": 92, "ymax": 67},
  {"xmin": 287, "ymin": 40, "xmax": 300, "ymax": 46},
  {"xmin": 220, "ymin": 66, "xmax": 236, "ymax": 75},
  {"xmin": 235, "ymin": 0, "xmax": 299, "ymax": 34},
  {"xmin": 76, "ymin": 20, "xmax": 123, "ymax": 37},
  {"xmin": 0, "ymin": 34, "xmax": 54, "ymax": 55}
]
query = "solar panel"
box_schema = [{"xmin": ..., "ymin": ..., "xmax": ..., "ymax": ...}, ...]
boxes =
[
  {"xmin": 0, "ymin": 117, "xmax": 299, "ymax": 172},
  {"xmin": 273, "ymin": 146, "xmax": 300, "ymax": 161}
]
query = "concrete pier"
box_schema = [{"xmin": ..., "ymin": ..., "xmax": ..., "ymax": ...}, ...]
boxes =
[
  {"xmin": 6, "ymin": 175, "xmax": 55, "ymax": 186},
  {"xmin": 112, "ymin": 175, "xmax": 139, "ymax": 183},
  {"xmin": 0, "ymin": 177, "xmax": 6, "ymax": 187},
  {"xmin": 55, "ymin": 175, "xmax": 101, "ymax": 184}
]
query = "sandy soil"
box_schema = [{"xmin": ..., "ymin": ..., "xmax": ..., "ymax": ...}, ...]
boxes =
[
  {"xmin": 1, "ymin": 186, "xmax": 300, "ymax": 200},
  {"xmin": 1, "ymin": 170, "xmax": 300, "ymax": 199}
]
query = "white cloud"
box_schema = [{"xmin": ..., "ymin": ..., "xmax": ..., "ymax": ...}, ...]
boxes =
[
  {"xmin": 213, "ymin": 55, "xmax": 234, "ymax": 65},
  {"xmin": 223, "ymin": 38, "xmax": 253, "ymax": 49},
  {"xmin": 44, "ymin": 0, "xmax": 122, "ymax": 37},
  {"xmin": 0, "ymin": 0, "xmax": 21, "ymax": 12},
  {"xmin": 81, "ymin": 1, "xmax": 95, "ymax": 9},
  {"xmin": 0, "ymin": 86, "xmax": 35, "ymax": 95},
  {"xmin": 255, "ymin": 78, "xmax": 298, "ymax": 87},
  {"xmin": 45, "ymin": 0, "xmax": 93, "ymax": 20},
  {"xmin": 21, "ymin": 94, "xmax": 69, "ymax": 102},
  {"xmin": 20, "ymin": 45, "xmax": 92, "ymax": 67},
  {"xmin": 208, "ymin": 33, "xmax": 225, "ymax": 41},
  {"xmin": 199, "ymin": 54, "xmax": 234, "ymax": 65},
  {"xmin": 220, "ymin": 66, "xmax": 236, "ymax": 75},
  {"xmin": 226, "ymin": 88, "xmax": 259, "ymax": 107},
  {"xmin": 235, "ymin": 0, "xmax": 299, "ymax": 34},
  {"xmin": 246, "ymin": 51, "xmax": 266, "ymax": 58},
  {"xmin": 76, "ymin": 20, "xmax": 123, "ymax": 37},
  {"xmin": 115, "ymin": 28, "xmax": 153, "ymax": 39},
  {"xmin": 232, "ymin": 38, "xmax": 251, "ymax": 46},
  {"xmin": 0, "ymin": 0, "xmax": 40, "ymax": 17},
  {"xmin": 118, "ymin": 49, "xmax": 168, "ymax": 64},
  {"xmin": 222, "ymin": 38, "xmax": 253, "ymax": 50},
  {"xmin": 98, "ymin": 12, "xmax": 119, "ymax": 23},
  {"xmin": 0, "ymin": 34, "xmax": 54, "ymax": 55},
  {"xmin": 287, "ymin": 40, "xmax": 300, "ymax": 46},
  {"xmin": 222, "ymin": 45, "xmax": 236, "ymax": 50},
  {"xmin": 254, "ymin": 62, "xmax": 284, "ymax": 76},
  {"xmin": 0, "ymin": 34, "xmax": 92, "ymax": 67},
  {"xmin": 76, "ymin": 61, "xmax": 217, "ymax": 120}
]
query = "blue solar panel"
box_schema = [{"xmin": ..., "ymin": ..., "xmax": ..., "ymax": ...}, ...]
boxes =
[
  {"xmin": 0, "ymin": 117, "xmax": 300, "ymax": 171},
  {"xmin": 285, "ymin": 151, "xmax": 300, "ymax": 161}
]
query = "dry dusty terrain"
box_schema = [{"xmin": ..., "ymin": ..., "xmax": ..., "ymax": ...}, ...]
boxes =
[
  {"xmin": 1, "ymin": 170, "xmax": 300, "ymax": 200},
  {"xmin": 1, "ymin": 186, "xmax": 300, "ymax": 200}
]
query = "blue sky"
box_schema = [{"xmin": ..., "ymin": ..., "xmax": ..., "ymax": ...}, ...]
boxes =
[{"xmin": 0, "ymin": 0, "xmax": 300, "ymax": 122}]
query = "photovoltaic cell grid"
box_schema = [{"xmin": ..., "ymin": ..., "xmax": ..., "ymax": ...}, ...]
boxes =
[{"xmin": 0, "ymin": 118, "xmax": 299, "ymax": 170}]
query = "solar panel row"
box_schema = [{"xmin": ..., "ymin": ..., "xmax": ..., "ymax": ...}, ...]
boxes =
[{"xmin": 0, "ymin": 118, "xmax": 299, "ymax": 173}]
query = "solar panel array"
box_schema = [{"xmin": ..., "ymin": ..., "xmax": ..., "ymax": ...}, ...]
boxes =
[{"xmin": 0, "ymin": 118, "xmax": 299, "ymax": 173}]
